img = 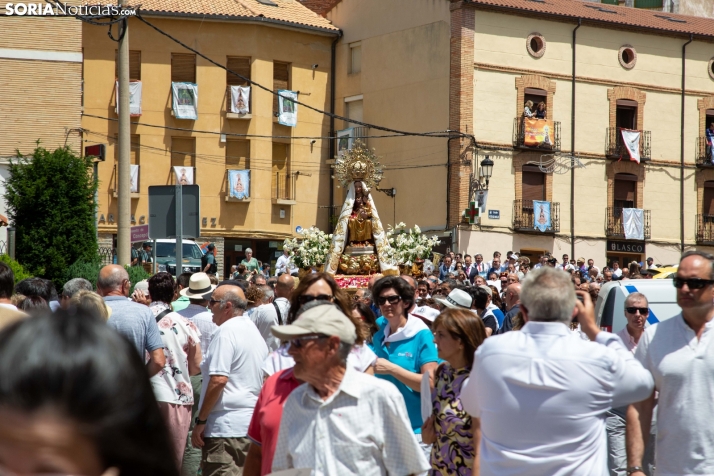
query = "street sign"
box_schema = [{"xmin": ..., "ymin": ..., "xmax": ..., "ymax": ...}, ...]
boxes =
[
  {"xmin": 130, "ymin": 224, "xmax": 149, "ymax": 243},
  {"xmin": 488, "ymin": 210, "xmax": 500, "ymax": 220},
  {"xmin": 148, "ymin": 185, "xmax": 200, "ymax": 239}
]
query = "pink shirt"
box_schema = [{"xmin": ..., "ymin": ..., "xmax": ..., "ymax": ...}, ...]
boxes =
[
  {"xmin": 247, "ymin": 369, "xmax": 301, "ymax": 475},
  {"xmin": 616, "ymin": 325, "xmax": 639, "ymax": 354}
]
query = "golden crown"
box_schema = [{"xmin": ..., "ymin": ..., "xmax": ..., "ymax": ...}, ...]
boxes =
[{"xmin": 333, "ymin": 140, "xmax": 384, "ymax": 190}]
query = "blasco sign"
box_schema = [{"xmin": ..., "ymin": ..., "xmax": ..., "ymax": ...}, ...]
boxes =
[{"xmin": 607, "ymin": 240, "xmax": 645, "ymax": 254}]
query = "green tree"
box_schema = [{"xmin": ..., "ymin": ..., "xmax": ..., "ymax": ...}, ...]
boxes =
[{"xmin": 5, "ymin": 146, "xmax": 98, "ymax": 286}]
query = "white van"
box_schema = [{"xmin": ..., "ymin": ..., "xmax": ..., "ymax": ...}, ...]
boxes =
[{"xmin": 595, "ymin": 279, "xmax": 681, "ymax": 333}]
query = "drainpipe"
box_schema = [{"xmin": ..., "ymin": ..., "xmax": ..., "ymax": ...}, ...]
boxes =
[
  {"xmin": 328, "ymin": 33, "xmax": 341, "ymax": 233},
  {"xmin": 446, "ymin": 135, "xmax": 458, "ymax": 232},
  {"xmin": 570, "ymin": 19, "xmax": 581, "ymax": 259},
  {"xmin": 681, "ymin": 34, "xmax": 693, "ymax": 253}
]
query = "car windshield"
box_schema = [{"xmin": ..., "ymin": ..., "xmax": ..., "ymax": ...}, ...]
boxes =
[{"xmin": 155, "ymin": 243, "xmax": 203, "ymax": 259}]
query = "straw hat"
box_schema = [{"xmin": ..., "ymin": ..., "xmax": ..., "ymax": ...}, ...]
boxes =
[{"xmin": 179, "ymin": 272, "xmax": 216, "ymax": 298}]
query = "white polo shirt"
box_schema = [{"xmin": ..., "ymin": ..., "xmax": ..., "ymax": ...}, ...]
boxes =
[{"xmin": 635, "ymin": 314, "xmax": 714, "ymax": 476}]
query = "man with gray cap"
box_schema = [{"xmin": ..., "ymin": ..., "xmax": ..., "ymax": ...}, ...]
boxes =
[{"xmin": 271, "ymin": 303, "xmax": 429, "ymax": 476}]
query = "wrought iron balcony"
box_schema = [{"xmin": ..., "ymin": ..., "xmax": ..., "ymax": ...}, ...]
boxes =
[
  {"xmin": 513, "ymin": 118, "xmax": 561, "ymax": 152},
  {"xmin": 606, "ymin": 207, "xmax": 651, "ymax": 239},
  {"xmin": 513, "ymin": 200, "xmax": 560, "ymax": 233},
  {"xmin": 272, "ymin": 172, "xmax": 296, "ymax": 203},
  {"xmin": 696, "ymin": 215, "xmax": 714, "ymax": 244},
  {"xmin": 696, "ymin": 136, "xmax": 714, "ymax": 167},
  {"xmin": 336, "ymin": 126, "xmax": 370, "ymax": 157},
  {"xmin": 606, "ymin": 128, "xmax": 651, "ymax": 161}
]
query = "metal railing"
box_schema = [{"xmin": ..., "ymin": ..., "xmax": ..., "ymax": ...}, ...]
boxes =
[
  {"xmin": 606, "ymin": 207, "xmax": 651, "ymax": 239},
  {"xmin": 696, "ymin": 136, "xmax": 714, "ymax": 167},
  {"xmin": 273, "ymin": 173, "xmax": 296, "ymax": 201},
  {"xmin": 336, "ymin": 126, "xmax": 370, "ymax": 156},
  {"xmin": 513, "ymin": 200, "xmax": 560, "ymax": 233},
  {"xmin": 98, "ymin": 247, "xmax": 115, "ymax": 265},
  {"xmin": 513, "ymin": 118, "xmax": 561, "ymax": 152},
  {"xmin": 606, "ymin": 128, "xmax": 651, "ymax": 161},
  {"xmin": 696, "ymin": 215, "xmax": 714, "ymax": 244}
]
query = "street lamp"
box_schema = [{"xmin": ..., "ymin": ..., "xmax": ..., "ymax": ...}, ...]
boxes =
[{"xmin": 480, "ymin": 156, "xmax": 494, "ymax": 186}]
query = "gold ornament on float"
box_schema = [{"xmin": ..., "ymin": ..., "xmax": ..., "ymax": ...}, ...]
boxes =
[{"xmin": 333, "ymin": 140, "xmax": 384, "ymax": 191}]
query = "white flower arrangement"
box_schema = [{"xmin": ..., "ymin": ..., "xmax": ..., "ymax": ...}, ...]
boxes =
[
  {"xmin": 385, "ymin": 222, "xmax": 440, "ymax": 266},
  {"xmin": 283, "ymin": 226, "xmax": 333, "ymax": 269}
]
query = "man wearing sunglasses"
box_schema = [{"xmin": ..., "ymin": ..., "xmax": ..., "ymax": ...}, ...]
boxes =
[
  {"xmin": 627, "ymin": 251, "xmax": 714, "ymax": 476},
  {"xmin": 270, "ymin": 304, "xmax": 429, "ymax": 475}
]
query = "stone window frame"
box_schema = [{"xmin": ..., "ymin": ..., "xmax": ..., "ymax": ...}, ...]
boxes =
[
  {"xmin": 513, "ymin": 152, "xmax": 553, "ymax": 204},
  {"xmin": 708, "ymin": 58, "xmax": 714, "ymax": 81},
  {"xmin": 526, "ymin": 33, "xmax": 546, "ymax": 59},
  {"xmin": 607, "ymin": 86, "xmax": 646, "ymax": 131},
  {"xmin": 618, "ymin": 45, "xmax": 637, "ymax": 70},
  {"xmin": 607, "ymin": 161, "xmax": 645, "ymax": 210},
  {"xmin": 515, "ymin": 74, "xmax": 556, "ymax": 121}
]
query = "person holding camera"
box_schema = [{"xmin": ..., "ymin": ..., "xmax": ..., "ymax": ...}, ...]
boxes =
[{"xmin": 460, "ymin": 266, "xmax": 654, "ymax": 475}]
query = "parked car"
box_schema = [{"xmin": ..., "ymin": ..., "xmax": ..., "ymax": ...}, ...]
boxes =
[
  {"xmin": 595, "ymin": 279, "xmax": 680, "ymax": 333},
  {"xmin": 154, "ymin": 239, "xmax": 204, "ymax": 275}
]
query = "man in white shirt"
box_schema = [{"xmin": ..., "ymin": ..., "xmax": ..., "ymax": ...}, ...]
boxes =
[
  {"xmin": 461, "ymin": 267, "xmax": 654, "ymax": 476},
  {"xmin": 607, "ymin": 292, "xmax": 653, "ymax": 476},
  {"xmin": 646, "ymin": 257, "xmax": 656, "ymax": 270},
  {"xmin": 191, "ymin": 285, "xmax": 268, "ymax": 476},
  {"xmin": 248, "ymin": 273, "xmax": 292, "ymax": 351},
  {"xmin": 612, "ymin": 261, "xmax": 623, "ymax": 278},
  {"xmin": 275, "ymin": 249, "xmax": 295, "ymax": 276},
  {"xmin": 627, "ymin": 251, "xmax": 714, "ymax": 476},
  {"xmin": 560, "ymin": 253, "xmax": 575, "ymax": 271},
  {"xmin": 271, "ymin": 304, "xmax": 429, "ymax": 476}
]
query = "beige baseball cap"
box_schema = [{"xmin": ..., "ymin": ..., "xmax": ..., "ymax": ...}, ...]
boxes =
[{"xmin": 271, "ymin": 304, "xmax": 356, "ymax": 344}]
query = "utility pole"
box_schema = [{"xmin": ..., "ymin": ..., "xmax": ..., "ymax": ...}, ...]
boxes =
[{"xmin": 116, "ymin": 6, "xmax": 131, "ymax": 265}]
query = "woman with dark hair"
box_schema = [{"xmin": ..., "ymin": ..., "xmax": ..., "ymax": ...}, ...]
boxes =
[
  {"xmin": 18, "ymin": 295, "xmax": 49, "ymax": 314},
  {"xmin": 422, "ymin": 308, "xmax": 487, "ymax": 475},
  {"xmin": 0, "ymin": 311, "xmax": 178, "ymax": 476},
  {"xmin": 371, "ymin": 276, "xmax": 439, "ymax": 437},
  {"xmin": 147, "ymin": 272, "xmax": 201, "ymax": 471},
  {"xmin": 263, "ymin": 272, "xmax": 376, "ymax": 377},
  {"xmin": 352, "ymin": 301, "xmax": 378, "ymax": 343}
]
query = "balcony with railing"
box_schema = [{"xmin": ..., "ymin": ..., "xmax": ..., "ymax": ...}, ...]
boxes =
[
  {"xmin": 513, "ymin": 118, "xmax": 561, "ymax": 152},
  {"xmin": 696, "ymin": 136, "xmax": 714, "ymax": 167},
  {"xmin": 606, "ymin": 207, "xmax": 651, "ymax": 239},
  {"xmin": 336, "ymin": 126, "xmax": 370, "ymax": 157},
  {"xmin": 606, "ymin": 127, "xmax": 651, "ymax": 161},
  {"xmin": 272, "ymin": 172, "xmax": 296, "ymax": 205},
  {"xmin": 513, "ymin": 200, "xmax": 560, "ymax": 233},
  {"xmin": 696, "ymin": 215, "xmax": 714, "ymax": 244}
]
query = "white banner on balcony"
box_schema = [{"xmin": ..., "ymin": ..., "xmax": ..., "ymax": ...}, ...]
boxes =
[
  {"xmin": 533, "ymin": 200, "xmax": 551, "ymax": 232},
  {"xmin": 620, "ymin": 129, "xmax": 641, "ymax": 164},
  {"xmin": 277, "ymin": 89, "xmax": 298, "ymax": 127},
  {"xmin": 230, "ymin": 85, "xmax": 250, "ymax": 114},
  {"xmin": 623, "ymin": 208, "xmax": 644, "ymax": 240},
  {"xmin": 228, "ymin": 169, "xmax": 250, "ymax": 199},
  {"xmin": 172, "ymin": 82, "xmax": 198, "ymax": 120},
  {"xmin": 115, "ymin": 81, "xmax": 142, "ymax": 116},
  {"xmin": 174, "ymin": 166, "xmax": 194, "ymax": 185},
  {"xmin": 130, "ymin": 164, "xmax": 139, "ymax": 193}
]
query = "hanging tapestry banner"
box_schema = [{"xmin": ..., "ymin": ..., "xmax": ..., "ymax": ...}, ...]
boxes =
[
  {"xmin": 620, "ymin": 129, "xmax": 641, "ymax": 163},
  {"xmin": 115, "ymin": 81, "xmax": 142, "ymax": 116},
  {"xmin": 277, "ymin": 89, "xmax": 298, "ymax": 127},
  {"xmin": 622, "ymin": 208, "xmax": 644, "ymax": 240},
  {"xmin": 533, "ymin": 200, "xmax": 552, "ymax": 232},
  {"xmin": 130, "ymin": 164, "xmax": 139, "ymax": 193},
  {"xmin": 173, "ymin": 166, "xmax": 194, "ymax": 185},
  {"xmin": 228, "ymin": 169, "xmax": 250, "ymax": 199},
  {"xmin": 523, "ymin": 118, "xmax": 554, "ymax": 148},
  {"xmin": 230, "ymin": 86, "xmax": 250, "ymax": 114},
  {"xmin": 171, "ymin": 82, "xmax": 198, "ymax": 120}
]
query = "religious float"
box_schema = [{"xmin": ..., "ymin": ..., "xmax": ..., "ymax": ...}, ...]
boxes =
[{"xmin": 282, "ymin": 142, "xmax": 440, "ymax": 289}]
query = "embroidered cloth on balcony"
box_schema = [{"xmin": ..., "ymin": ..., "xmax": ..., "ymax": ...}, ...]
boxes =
[
  {"xmin": 230, "ymin": 86, "xmax": 250, "ymax": 114},
  {"xmin": 228, "ymin": 170, "xmax": 250, "ymax": 199},
  {"xmin": 278, "ymin": 89, "xmax": 298, "ymax": 127},
  {"xmin": 621, "ymin": 129, "xmax": 641, "ymax": 163},
  {"xmin": 130, "ymin": 165, "xmax": 139, "ymax": 193},
  {"xmin": 171, "ymin": 82, "xmax": 198, "ymax": 120},
  {"xmin": 533, "ymin": 200, "xmax": 551, "ymax": 232},
  {"xmin": 623, "ymin": 208, "xmax": 644, "ymax": 240},
  {"xmin": 173, "ymin": 166, "xmax": 194, "ymax": 185},
  {"xmin": 523, "ymin": 118, "xmax": 554, "ymax": 148},
  {"xmin": 115, "ymin": 81, "xmax": 142, "ymax": 116}
]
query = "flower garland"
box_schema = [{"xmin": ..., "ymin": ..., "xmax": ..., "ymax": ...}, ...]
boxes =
[
  {"xmin": 385, "ymin": 223, "xmax": 441, "ymax": 266},
  {"xmin": 283, "ymin": 226, "xmax": 333, "ymax": 269}
]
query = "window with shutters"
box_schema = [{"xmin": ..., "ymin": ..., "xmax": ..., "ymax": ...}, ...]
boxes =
[
  {"xmin": 226, "ymin": 140, "xmax": 250, "ymax": 169},
  {"xmin": 114, "ymin": 134, "xmax": 140, "ymax": 165},
  {"xmin": 115, "ymin": 50, "xmax": 141, "ymax": 81},
  {"xmin": 226, "ymin": 57, "xmax": 251, "ymax": 86},
  {"xmin": 521, "ymin": 167, "xmax": 545, "ymax": 209},
  {"xmin": 171, "ymin": 138, "xmax": 196, "ymax": 184},
  {"xmin": 273, "ymin": 62, "xmax": 290, "ymax": 115},
  {"xmin": 345, "ymin": 99, "xmax": 363, "ymax": 128},
  {"xmin": 350, "ymin": 42, "xmax": 361, "ymax": 74},
  {"xmin": 172, "ymin": 53, "xmax": 196, "ymax": 83},
  {"xmin": 272, "ymin": 142, "xmax": 292, "ymax": 200},
  {"xmin": 703, "ymin": 182, "xmax": 714, "ymax": 219},
  {"xmin": 613, "ymin": 173, "xmax": 637, "ymax": 210}
]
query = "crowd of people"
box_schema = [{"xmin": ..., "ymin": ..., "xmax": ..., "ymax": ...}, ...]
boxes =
[{"xmin": 0, "ymin": 248, "xmax": 711, "ymax": 476}]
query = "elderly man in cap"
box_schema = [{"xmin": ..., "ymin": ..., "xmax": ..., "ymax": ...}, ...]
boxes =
[
  {"xmin": 191, "ymin": 284, "xmax": 268, "ymax": 476},
  {"xmin": 270, "ymin": 303, "xmax": 429, "ymax": 476}
]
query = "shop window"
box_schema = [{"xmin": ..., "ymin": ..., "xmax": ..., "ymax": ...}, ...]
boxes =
[
  {"xmin": 171, "ymin": 53, "xmax": 196, "ymax": 83},
  {"xmin": 613, "ymin": 173, "xmax": 637, "ymax": 209},
  {"xmin": 273, "ymin": 61, "xmax": 290, "ymax": 115}
]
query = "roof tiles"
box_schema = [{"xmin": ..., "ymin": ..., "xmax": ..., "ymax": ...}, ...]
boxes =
[
  {"xmin": 138, "ymin": 0, "xmax": 339, "ymax": 32},
  {"xmin": 464, "ymin": 0, "xmax": 714, "ymax": 38}
]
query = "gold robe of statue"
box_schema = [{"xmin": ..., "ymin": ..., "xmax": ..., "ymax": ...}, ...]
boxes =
[{"xmin": 347, "ymin": 206, "xmax": 373, "ymax": 243}]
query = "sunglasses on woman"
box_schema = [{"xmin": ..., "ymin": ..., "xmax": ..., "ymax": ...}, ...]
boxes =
[
  {"xmin": 672, "ymin": 277, "xmax": 714, "ymax": 289},
  {"xmin": 377, "ymin": 295, "xmax": 401, "ymax": 305},
  {"xmin": 297, "ymin": 294, "xmax": 334, "ymax": 306}
]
